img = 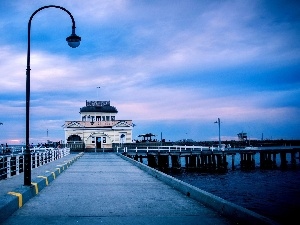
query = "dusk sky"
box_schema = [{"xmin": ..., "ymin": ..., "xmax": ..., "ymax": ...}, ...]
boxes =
[{"xmin": 0, "ymin": 0, "xmax": 300, "ymax": 145}]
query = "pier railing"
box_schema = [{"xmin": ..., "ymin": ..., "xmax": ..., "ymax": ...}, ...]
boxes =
[
  {"xmin": 118, "ymin": 145, "xmax": 300, "ymax": 154},
  {"xmin": 0, "ymin": 148, "xmax": 70, "ymax": 180},
  {"xmin": 119, "ymin": 145, "xmax": 300, "ymax": 171},
  {"xmin": 117, "ymin": 145, "xmax": 223, "ymax": 154}
]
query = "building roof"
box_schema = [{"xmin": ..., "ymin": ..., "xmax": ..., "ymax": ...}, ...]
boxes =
[{"xmin": 80, "ymin": 105, "xmax": 118, "ymax": 113}]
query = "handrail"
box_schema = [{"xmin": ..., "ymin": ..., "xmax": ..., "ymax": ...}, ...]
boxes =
[
  {"xmin": 0, "ymin": 148, "xmax": 70, "ymax": 180},
  {"xmin": 116, "ymin": 145, "xmax": 300, "ymax": 154},
  {"xmin": 117, "ymin": 145, "xmax": 217, "ymax": 153}
]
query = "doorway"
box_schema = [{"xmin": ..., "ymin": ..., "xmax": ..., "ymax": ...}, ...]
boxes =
[{"xmin": 96, "ymin": 137, "xmax": 101, "ymax": 148}]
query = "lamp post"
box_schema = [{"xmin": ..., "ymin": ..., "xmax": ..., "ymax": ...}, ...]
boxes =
[
  {"xmin": 24, "ymin": 5, "xmax": 81, "ymax": 186},
  {"xmin": 214, "ymin": 118, "xmax": 221, "ymax": 149}
]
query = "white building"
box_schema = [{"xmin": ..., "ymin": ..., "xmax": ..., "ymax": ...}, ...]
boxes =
[{"xmin": 63, "ymin": 100, "xmax": 133, "ymax": 151}]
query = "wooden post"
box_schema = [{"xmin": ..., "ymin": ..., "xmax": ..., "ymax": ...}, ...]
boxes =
[
  {"xmin": 260, "ymin": 152, "xmax": 265, "ymax": 169},
  {"xmin": 189, "ymin": 155, "xmax": 197, "ymax": 169},
  {"xmin": 212, "ymin": 154, "xmax": 216, "ymax": 171},
  {"xmin": 207, "ymin": 154, "xmax": 212, "ymax": 170},
  {"xmin": 158, "ymin": 154, "xmax": 169, "ymax": 170},
  {"xmin": 185, "ymin": 156, "xmax": 189, "ymax": 169},
  {"xmin": 147, "ymin": 154, "xmax": 157, "ymax": 168},
  {"xmin": 251, "ymin": 153, "xmax": 255, "ymax": 169},
  {"xmin": 291, "ymin": 152, "xmax": 296, "ymax": 169},
  {"xmin": 223, "ymin": 154, "xmax": 228, "ymax": 171},
  {"xmin": 272, "ymin": 153, "xmax": 276, "ymax": 168},
  {"xmin": 171, "ymin": 155, "xmax": 181, "ymax": 170},
  {"xmin": 232, "ymin": 154, "xmax": 235, "ymax": 170},
  {"xmin": 196, "ymin": 155, "xmax": 200, "ymax": 169},
  {"xmin": 216, "ymin": 154, "xmax": 221, "ymax": 171},
  {"xmin": 280, "ymin": 152, "xmax": 287, "ymax": 169},
  {"xmin": 240, "ymin": 153, "xmax": 244, "ymax": 169}
]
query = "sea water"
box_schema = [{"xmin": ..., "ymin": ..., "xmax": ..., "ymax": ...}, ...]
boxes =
[
  {"xmin": 164, "ymin": 152, "xmax": 300, "ymax": 225},
  {"xmin": 167, "ymin": 169, "xmax": 300, "ymax": 225}
]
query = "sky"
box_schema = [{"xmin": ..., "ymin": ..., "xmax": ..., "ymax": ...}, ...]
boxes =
[{"xmin": 0, "ymin": 0, "xmax": 300, "ymax": 145}]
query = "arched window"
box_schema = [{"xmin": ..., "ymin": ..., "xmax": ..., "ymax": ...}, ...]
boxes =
[{"xmin": 67, "ymin": 134, "xmax": 82, "ymax": 142}]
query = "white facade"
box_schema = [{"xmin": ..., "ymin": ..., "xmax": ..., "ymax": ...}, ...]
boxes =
[{"xmin": 63, "ymin": 100, "xmax": 133, "ymax": 149}]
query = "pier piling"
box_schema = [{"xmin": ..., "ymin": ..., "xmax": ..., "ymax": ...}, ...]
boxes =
[{"xmin": 122, "ymin": 146, "xmax": 300, "ymax": 173}]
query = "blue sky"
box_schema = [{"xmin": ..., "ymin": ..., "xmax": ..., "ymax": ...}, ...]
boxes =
[{"xmin": 0, "ymin": 0, "xmax": 299, "ymax": 145}]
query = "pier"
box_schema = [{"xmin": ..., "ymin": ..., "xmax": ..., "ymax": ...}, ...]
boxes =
[
  {"xmin": 0, "ymin": 153, "xmax": 279, "ymax": 225},
  {"xmin": 118, "ymin": 145, "xmax": 300, "ymax": 172}
]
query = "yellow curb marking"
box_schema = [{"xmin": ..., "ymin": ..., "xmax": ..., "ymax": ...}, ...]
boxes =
[
  {"xmin": 56, "ymin": 168, "xmax": 61, "ymax": 173},
  {"xmin": 31, "ymin": 182, "xmax": 38, "ymax": 194},
  {"xmin": 57, "ymin": 165, "xmax": 64, "ymax": 170},
  {"xmin": 8, "ymin": 192, "xmax": 22, "ymax": 208},
  {"xmin": 37, "ymin": 176, "xmax": 48, "ymax": 185},
  {"xmin": 51, "ymin": 172, "xmax": 56, "ymax": 179}
]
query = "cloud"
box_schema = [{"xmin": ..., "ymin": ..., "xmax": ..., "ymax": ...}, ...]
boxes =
[{"xmin": 1, "ymin": 0, "xmax": 300, "ymax": 144}]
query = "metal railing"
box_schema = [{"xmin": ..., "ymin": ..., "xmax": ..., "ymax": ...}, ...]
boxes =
[
  {"xmin": 117, "ymin": 145, "xmax": 300, "ymax": 154},
  {"xmin": 0, "ymin": 147, "xmax": 70, "ymax": 180},
  {"xmin": 116, "ymin": 145, "xmax": 223, "ymax": 153}
]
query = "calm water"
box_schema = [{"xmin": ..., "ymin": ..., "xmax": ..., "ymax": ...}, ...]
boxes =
[
  {"xmin": 167, "ymin": 169, "xmax": 300, "ymax": 225},
  {"xmin": 139, "ymin": 151, "xmax": 300, "ymax": 224}
]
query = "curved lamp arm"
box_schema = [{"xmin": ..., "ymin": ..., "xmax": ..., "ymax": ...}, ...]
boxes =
[{"xmin": 27, "ymin": 5, "xmax": 81, "ymax": 68}]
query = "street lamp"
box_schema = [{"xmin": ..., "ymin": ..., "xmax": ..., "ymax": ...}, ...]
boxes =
[
  {"xmin": 24, "ymin": 5, "xmax": 81, "ymax": 186},
  {"xmin": 214, "ymin": 118, "xmax": 221, "ymax": 149}
]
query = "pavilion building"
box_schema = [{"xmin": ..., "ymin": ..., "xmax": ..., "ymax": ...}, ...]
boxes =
[{"xmin": 63, "ymin": 100, "xmax": 133, "ymax": 151}]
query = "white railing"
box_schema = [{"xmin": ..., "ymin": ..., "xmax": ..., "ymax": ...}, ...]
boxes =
[
  {"xmin": 116, "ymin": 145, "xmax": 300, "ymax": 154},
  {"xmin": 116, "ymin": 145, "xmax": 225, "ymax": 153},
  {"xmin": 0, "ymin": 148, "xmax": 70, "ymax": 180}
]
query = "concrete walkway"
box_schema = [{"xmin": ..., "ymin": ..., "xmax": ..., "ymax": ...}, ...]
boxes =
[
  {"xmin": 0, "ymin": 153, "xmax": 79, "ymax": 197},
  {"xmin": 1, "ymin": 153, "xmax": 235, "ymax": 225}
]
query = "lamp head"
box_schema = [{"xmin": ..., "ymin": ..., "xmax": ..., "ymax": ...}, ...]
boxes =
[{"xmin": 66, "ymin": 33, "xmax": 81, "ymax": 48}]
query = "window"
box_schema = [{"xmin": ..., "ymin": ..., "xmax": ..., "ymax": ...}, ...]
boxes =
[
  {"xmin": 120, "ymin": 133, "xmax": 126, "ymax": 143},
  {"xmin": 102, "ymin": 116, "xmax": 105, "ymax": 121},
  {"xmin": 106, "ymin": 116, "xmax": 110, "ymax": 121},
  {"xmin": 96, "ymin": 116, "xmax": 101, "ymax": 121},
  {"xmin": 111, "ymin": 116, "xmax": 115, "ymax": 121}
]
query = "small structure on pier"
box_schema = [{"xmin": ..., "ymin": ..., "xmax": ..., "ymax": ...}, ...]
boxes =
[
  {"xmin": 138, "ymin": 133, "xmax": 156, "ymax": 142},
  {"xmin": 63, "ymin": 100, "xmax": 134, "ymax": 151},
  {"xmin": 237, "ymin": 132, "xmax": 247, "ymax": 141}
]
